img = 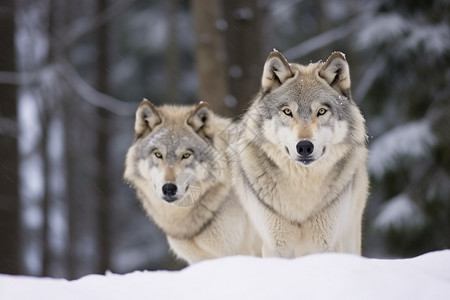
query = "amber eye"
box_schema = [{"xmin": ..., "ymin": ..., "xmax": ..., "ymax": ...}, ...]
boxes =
[
  {"xmin": 283, "ymin": 108, "xmax": 292, "ymax": 117},
  {"xmin": 181, "ymin": 153, "xmax": 191, "ymax": 159},
  {"xmin": 317, "ymin": 108, "xmax": 327, "ymax": 116},
  {"xmin": 154, "ymin": 151, "xmax": 163, "ymax": 159}
]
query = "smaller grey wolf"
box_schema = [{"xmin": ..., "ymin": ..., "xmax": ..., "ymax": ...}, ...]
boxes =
[
  {"xmin": 230, "ymin": 51, "xmax": 369, "ymax": 257},
  {"xmin": 124, "ymin": 100, "xmax": 261, "ymax": 264}
]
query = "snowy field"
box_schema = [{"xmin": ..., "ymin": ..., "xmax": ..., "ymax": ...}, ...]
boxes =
[{"xmin": 1, "ymin": 250, "xmax": 449, "ymax": 300}]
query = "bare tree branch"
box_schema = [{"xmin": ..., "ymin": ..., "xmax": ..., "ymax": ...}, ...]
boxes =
[
  {"xmin": 55, "ymin": 0, "xmax": 138, "ymax": 52},
  {"xmin": 0, "ymin": 71, "xmax": 38, "ymax": 85},
  {"xmin": 0, "ymin": 61, "xmax": 137, "ymax": 117},
  {"xmin": 59, "ymin": 58, "xmax": 136, "ymax": 116},
  {"xmin": 284, "ymin": 17, "xmax": 361, "ymax": 61},
  {"xmin": 268, "ymin": 0, "xmax": 305, "ymax": 16}
]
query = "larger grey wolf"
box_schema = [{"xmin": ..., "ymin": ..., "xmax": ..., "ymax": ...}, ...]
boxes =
[
  {"xmin": 124, "ymin": 100, "xmax": 261, "ymax": 264},
  {"xmin": 230, "ymin": 51, "xmax": 369, "ymax": 257}
]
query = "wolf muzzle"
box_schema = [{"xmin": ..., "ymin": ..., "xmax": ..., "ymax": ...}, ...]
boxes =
[
  {"xmin": 162, "ymin": 183, "xmax": 178, "ymax": 202},
  {"xmin": 296, "ymin": 140, "xmax": 314, "ymax": 157}
]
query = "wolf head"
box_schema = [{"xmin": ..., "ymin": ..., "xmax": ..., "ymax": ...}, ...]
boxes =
[
  {"xmin": 124, "ymin": 100, "xmax": 225, "ymax": 207},
  {"xmin": 252, "ymin": 50, "xmax": 365, "ymax": 166}
]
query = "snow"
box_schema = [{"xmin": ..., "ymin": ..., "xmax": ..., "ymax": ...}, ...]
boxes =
[{"xmin": 1, "ymin": 251, "xmax": 450, "ymax": 300}]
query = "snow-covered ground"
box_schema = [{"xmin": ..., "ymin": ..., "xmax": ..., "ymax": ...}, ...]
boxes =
[{"xmin": 1, "ymin": 250, "xmax": 449, "ymax": 300}]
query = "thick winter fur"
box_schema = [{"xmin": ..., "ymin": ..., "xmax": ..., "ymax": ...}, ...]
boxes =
[
  {"xmin": 230, "ymin": 51, "xmax": 369, "ymax": 257},
  {"xmin": 124, "ymin": 100, "xmax": 261, "ymax": 264}
]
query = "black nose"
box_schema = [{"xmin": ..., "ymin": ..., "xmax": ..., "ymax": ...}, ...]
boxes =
[
  {"xmin": 162, "ymin": 183, "xmax": 177, "ymax": 197},
  {"xmin": 296, "ymin": 140, "xmax": 314, "ymax": 157}
]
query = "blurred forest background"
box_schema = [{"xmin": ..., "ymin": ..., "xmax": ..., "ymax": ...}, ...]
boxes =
[{"xmin": 0, "ymin": 0, "xmax": 449, "ymax": 279}]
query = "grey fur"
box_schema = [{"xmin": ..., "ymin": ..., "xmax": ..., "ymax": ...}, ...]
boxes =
[
  {"xmin": 124, "ymin": 100, "xmax": 262, "ymax": 264},
  {"xmin": 230, "ymin": 51, "xmax": 369, "ymax": 257}
]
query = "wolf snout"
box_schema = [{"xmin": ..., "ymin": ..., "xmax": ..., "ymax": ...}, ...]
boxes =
[
  {"xmin": 162, "ymin": 183, "xmax": 178, "ymax": 202},
  {"xmin": 296, "ymin": 140, "xmax": 314, "ymax": 157}
]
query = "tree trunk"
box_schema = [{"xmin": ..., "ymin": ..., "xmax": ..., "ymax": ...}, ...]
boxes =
[
  {"xmin": 191, "ymin": 0, "xmax": 230, "ymax": 116},
  {"xmin": 165, "ymin": 0, "xmax": 180, "ymax": 103},
  {"xmin": 223, "ymin": 0, "xmax": 271, "ymax": 115},
  {"xmin": 0, "ymin": 0, "xmax": 21, "ymax": 275},
  {"xmin": 15, "ymin": 0, "xmax": 50, "ymax": 277},
  {"xmin": 96, "ymin": 0, "xmax": 111, "ymax": 275}
]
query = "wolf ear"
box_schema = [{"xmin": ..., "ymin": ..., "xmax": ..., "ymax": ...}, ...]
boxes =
[
  {"xmin": 319, "ymin": 52, "xmax": 351, "ymax": 95},
  {"xmin": 188, "ymin": 102, "xmax": 214, "ymax": 140},
  {"xmin": 261, "ymin": 50, "xmax": 293, "ymax": 93},
  {"xmin": 134, "ymin": 99, "xmax": 162, "ymax": 136}
]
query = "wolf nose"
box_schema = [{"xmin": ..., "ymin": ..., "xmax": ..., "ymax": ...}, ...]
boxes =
[
  {"xmin": 296, "ymin": 140, "xmax": 314, "ymax": 157},
  {"xmin": 162, "ymin": 183, "xmax": 177, "ymax": 197}
]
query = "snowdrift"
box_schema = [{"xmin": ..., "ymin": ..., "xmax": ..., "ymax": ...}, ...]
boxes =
[{"xmin": 1, "ymin": 250, "xmax": 449, "ymax": 300}]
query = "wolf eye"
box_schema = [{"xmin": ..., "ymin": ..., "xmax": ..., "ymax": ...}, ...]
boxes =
[
  {"xmin": 181, "ymin": 153, "xmax": 191, "ymax": 159},
  {"xmin": 317, "ymin": 108, "xmax": 327, "ymax": 116},
  {"xmin": 282, "ymin": 108, "xmax": 292, "ymax": 117},
  {"xmin": 154, "ymin": 151, "xmax": 163, "ymax": 159}
]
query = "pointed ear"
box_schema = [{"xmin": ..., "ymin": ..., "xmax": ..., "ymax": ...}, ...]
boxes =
[
  {"xmin": 134, "ymin": 99, "xmax": 162, "ymax": 136},
  {"xmin": 319, "ymin": 52, "xmax": 351, "ymax": 95},
  {"xmin": 261, "ymin": 50, "xmax": 293, "ymax": 93},
  {"xmin": 188, "ymin": 102, "xmax": 214, "ymax": 140}
]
